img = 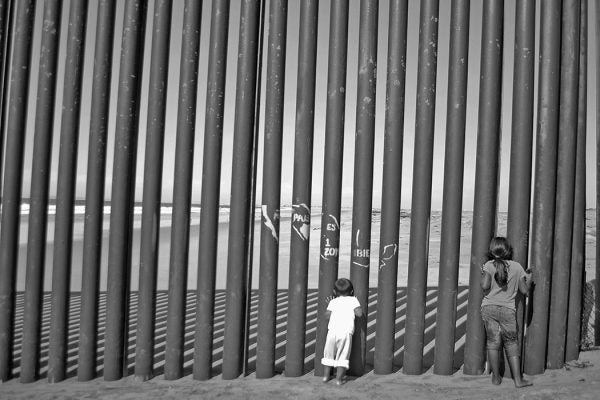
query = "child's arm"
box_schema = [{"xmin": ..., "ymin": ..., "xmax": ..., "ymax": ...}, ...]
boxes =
[
  {"xmin": 518, "ymin": 267, "xmax": 533, "ymax": 294},
  {"xmin": 354, "ymin": 306, "xmax": 363, "ymax": 318},
  {"xmin": 480, "ymin": 266, "xmax": 492, "ymax": 290}
]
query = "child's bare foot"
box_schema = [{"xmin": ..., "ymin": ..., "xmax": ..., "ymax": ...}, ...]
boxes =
[
  {"xmin": 514, "ymin": 378, "xmax": 532, "ymax": 388},
  {"xmin": 491, "ymin": 374, "xmax": 502, "ymax": 385}
]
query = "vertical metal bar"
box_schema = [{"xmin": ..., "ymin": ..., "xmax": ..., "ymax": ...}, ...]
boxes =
[
  {"xmin": 373, "ymin": 0, "xmax": 407, "ymax": 376},
  {"xmin": 547, "ymin": 0, "xmax": 581, "ymax": 369},
  {"xmin": 0, "ymin": 0, "xmax": 12, "ymax": 197},
  {"xmin": 347, "ymin": 0, "xmax": 378, "ymax": 378},
  {"xmin": 403, "ymin": 0, "xmax": 438, "ymax": 376},
  {"xmin": 433, "ymin": 0, "xmax": 470, "ymax": 376},
  {"xmin": 463, "ymin": 0, "xmax": 503, "ymax": 375},
  {"xmin": 255, "ymin": 0, "xmax": 286, "ymax": 380},
  {"xmin": 284, "ymin": 0, "xmax": 319, "ymax": 378},
  {"xmin": 20, "ymin": 0, "xmax": 63, "ymax": 383},
  {"xmin": 134, "ymin": 0, "xmax": 172, "ymax": 381},
  {"xmin": 104, "ymin": 0, "xmax": 147, "ymax": 381},
  {"xmin": 506, "ymin": 0, "xmax": 535, "ymax": 362},
  {"xmin": 193, "ymin": 0, "xmax": 230, "ymax": 381},
  {"xmin": 78, "ymin": 0, "xmax": 117, "ymax": 382},
  {"xmin": 222, "ymin": 0, "xmax": 261, "ymax": 380},
  {"xmin": 523, "ymin": 0, "xmax": 562, "ymax": 375},
  {"xmin": 243, "ymin": 0, "xmax": 266, "ymax": 377},
  {"xmin": 0, "ymin": 0, "xmax": 35, "ymax": 383},
  {"xmin": 163, "ymin": 0, "xmax": 201, "ymax": 381},
  {"xmin": 566, "ymin": 0, "xmax": 587, "ymax": 362},
  {"xmin": 48, "ymin": 0, "xmax": 88, "ymax": 383},
  {"xmin": 314, "ymin": 0, "xmax": 348, "ymax": 378},
  {"xmin": 595, "ymin": 0, "xmax": 600, "ymax": 349}
]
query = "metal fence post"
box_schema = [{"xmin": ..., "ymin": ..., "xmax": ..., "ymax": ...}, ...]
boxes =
[
  {"xmin": 404, "ymin": 0, "xmax": 439, "ymax": 376},
  {"xmin": 194, "ymin": 0, "xmax": 231, "ymax": 381},
  {"xmin": 463, "ymin": 0, "xmax": 503, "ymax": 375},
  {"xmin": 104, "ymin": 0, "xmax": 147, "ymax": 381},
  {"xmin": 256, "ymin": 0, "xmax": 287, "ymax": 379},
  {"xmin": 523, "ymin": 0, "xmax": 562, "ymax": 375},
  {"xmin": 0, "ymin": 0, "xmax": 35, "ymax": 383},
  {"xmin": 433, "ymin": 0, "xmax": 470, "ymax": 376},
  {"xmin": 134, "ymin": 0, "xmax": 172, "ymax": 381},
  {"xmin": 48, "ymin": 0, "xmax": 89, "ymax": 383}
]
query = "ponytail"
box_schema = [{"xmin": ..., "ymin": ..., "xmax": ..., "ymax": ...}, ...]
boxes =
[{"xmin": 493, "ymin": 258, "xmax": 509, "ymax": 288}]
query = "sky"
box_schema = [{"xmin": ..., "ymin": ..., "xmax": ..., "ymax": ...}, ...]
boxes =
[{"xmin": 16, "ymin": 0, "xmax": 599, "ymax": 211}]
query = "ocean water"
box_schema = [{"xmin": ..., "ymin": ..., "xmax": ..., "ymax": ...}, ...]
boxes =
[{"xmin": 12, "ymin": 204, "xmax": 595, "ymax": 292}]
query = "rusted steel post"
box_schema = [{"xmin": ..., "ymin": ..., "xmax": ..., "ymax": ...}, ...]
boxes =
[
  {"xmin": 222, "ymin": 0, "xmax": 261, "ymax": 380},
  {"xmin": 78, "ymin": 0, "xmax": 116, "ymax": 381},
  {"xmin": 373, "ymin": 0, "xmax": 408, "ymax": 376},
  {"xmin": 193, "ymin": 0, "xmax": 230, "ymax": 381},
  {"xmin": 284, "ymin": 0, "xmax": 319, "ymax": 377},
  {"xmin": 506, "ymin": 0, "xmax": 535, "ymax": 361},
  {"xmin": 404, "ymin": 0, "xmax": 438, "ymax": 376},
  {"xmin": 134, "ymin": 0, "xmax": 172, "ymax": 381},
  {"xmin": 256, "ymin": 0, "xmax": 287, "ymax": 379},
  {"xmin": 48, "ymin": 0, "xmax": 89, "ymax": 383},
  {"xmin": 566, "ymin": 0, "xmax": 587, "ymax": 362},
  {"xmin": 523, "ymin": 0, "xmax": 562, "ymax": 375},
  {"xmin": 547, "ymin": 0, "xmax": 581, "ymax": 369},
  {"xmin": 164, "ymin": 0, "xmax": 202, "ymax": 381},
  {"xmin": 20, "ymin": 0, "xmax": 63, "ymax": 383},
  {"xmin": 463, "ymin": 0, "xmax": 503, "ymax": 375},
  {"xmin": 433, "ymin": 0, "xmax": 470, "ymax": 376},
  {"xmin": 0, "ymin": 0, "xmax": 35, "ymax": 383},
  {"xmin": 104, "ymin": 0, "xmax": 147, "ymax": 381}
]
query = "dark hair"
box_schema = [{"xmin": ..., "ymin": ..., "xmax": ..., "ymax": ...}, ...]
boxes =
[
  {"xmin": 487, "ymin": 237, "xmax": 513, "ymax": 288},
  {"xmin": 334, "ymin": 278, "xmax": 354, "ymax": 297}
]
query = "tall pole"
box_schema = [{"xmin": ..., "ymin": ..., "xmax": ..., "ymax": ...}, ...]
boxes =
[
  {"xmin": 566, "ymin": 0, "xmax": 587, "ymax": 362},
  {"xmin": 104, "ymin": 0, "xmax": 147, "ymax": 381},
  {"xmin": 222, "ymin": 0, "xmax": 261, "ymax": 380},
  {"xmin": 373, "ymin": 0, "xmax": 408, "ymax": 376},
  {"xmin": 0, "ymin": 0, "xmax": 12, "ymax": 197},
  {"xmin": 524, "ymin": 0, "xmax": 562, "ymax": 375},
  {"xmin": 256, "ymin": 0, "xmax": 287, "ymax": 379},
  {"xmin": 164, "ymin": 0, "xmax": 202, "ymax": 380},
  {"xmin": 547, "ymin": 0, "xmax": 581, "ymax": 369},
  {"xmin": 403, "ymin": 0, "xmax": 438, "ymax": 375},
  {"xmin": 48, "ymin": 0, "xmax": 89, "ymax": 383},
  {"xmin": 78, "ymin": 0, "xmax": 117, "ymax": 381},
  {"xmin": 463, "ymin": 0, "xmax": 503, "ymax": 375},
  {"xmin": 194, "ymin": 0, "xmax": 231, "ymax": 381},
  {"xmin": 0, "ymin": 0, "xmax": 35, "ymax": 383},
  {"xmin": 134, "ymin": 0, "xmax": 172, "ymax": 381},
  {"xmin": 506, "ymin": 0, "xmax": 535, "ymax": 359},
  {"xmin": 595, "ymin": 0, "xmax": 600, "ymax": 348},
  {"xmin": 433, "ymin": 0, "xmax": 470, "ymax": 376},
  {"xmin": 284, "ymin": 0, "xmax": 319, "ymax": 377},
  {"xmin": 19, "ymin": 0, "xmax": 62, "ymax": 383}
]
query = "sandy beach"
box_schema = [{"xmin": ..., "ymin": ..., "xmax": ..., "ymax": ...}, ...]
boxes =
[{"xmin": 3, "ymin": 207, "xmax": 597, "ymax": 399}]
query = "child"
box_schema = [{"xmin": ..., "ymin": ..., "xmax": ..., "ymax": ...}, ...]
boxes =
[
  {"xmin": 321, "ymin": 278, "xmax": 363, "ymax": 385},
  {"xmin": 480, "ymin": 237, "xmax": 533, "ymax": 388}
]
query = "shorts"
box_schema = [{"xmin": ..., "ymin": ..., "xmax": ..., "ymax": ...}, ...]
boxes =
[
  {"xmin": 321, "ymin": 330, "xmax": 352, "ymax": 369},
  {"xmin": 481, "ymin": 304, "xmax": 519, "ymax": 357}
]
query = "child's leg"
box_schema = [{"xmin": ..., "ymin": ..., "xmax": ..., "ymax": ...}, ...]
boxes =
[
  {"xmin": 487, "ymin": 349, "xmax": 502, "ymax": 385},
  {"xmin": 508, "ymin": 356, "xmax": 531, "ymax": 388},
  {"xmin": 335, "ymin": 367, "xmax": 346, "ymax": 385},
  {"xmin": 322, "ymin": 366, "xmax": 331, "ymax": 382}
]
